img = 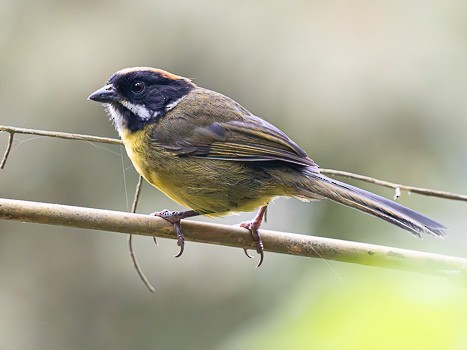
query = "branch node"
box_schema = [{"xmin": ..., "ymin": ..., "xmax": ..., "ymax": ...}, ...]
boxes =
[{"xmin": 394, "ymin": 186, "xmax": 401, "ymax": 200}]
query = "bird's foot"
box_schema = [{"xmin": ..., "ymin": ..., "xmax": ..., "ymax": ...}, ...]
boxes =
[
  {"xmin": 240, "ymin": 205, "xmax": 268, "ymax": 268},
  {"xmin": 151, "ymin": 209, "xmax": 198, "ymax": 258},
  {"xmin": 240, "ymin": 220, "xmax": 264, "ymax": 268}
]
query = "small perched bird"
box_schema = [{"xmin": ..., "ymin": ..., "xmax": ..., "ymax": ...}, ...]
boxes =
[{"xmin": 89, "ymin": 67, "xmax": 445, "ymax": 266}]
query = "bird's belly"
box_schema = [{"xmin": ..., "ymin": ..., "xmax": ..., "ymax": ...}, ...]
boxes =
[
  {"xmin": 150, "ymin": 159, "xmax": 274, "ymax": 216},
  {"xmin": 121, "ymin": 129, "xmax": 274, "ymax": 215}
]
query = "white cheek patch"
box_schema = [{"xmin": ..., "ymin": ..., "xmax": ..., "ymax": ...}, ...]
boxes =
[
  {"xmin": 120, "ymin": 100, "xmax": 152, "ymax": 121},
  {"xmin": 105, "ymin": 96, "xmax": 188, "ymax": 135},
  {"xmin": 164, "ymin": 97, "xmax": 184, "ymax": 112}
]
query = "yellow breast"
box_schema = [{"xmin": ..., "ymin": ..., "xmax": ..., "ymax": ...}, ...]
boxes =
[
  {"xmin": 120, "ymin": 127, "xmax": 163, "ymax": 187},
  {"xmin": 119, "ymin": 126, "xmax": 194, "ymax": 208}
]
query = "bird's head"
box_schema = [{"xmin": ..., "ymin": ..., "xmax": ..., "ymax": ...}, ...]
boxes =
[{"xmin": 88, "ymin": 67, "xmax": 195, "ymax": 134}]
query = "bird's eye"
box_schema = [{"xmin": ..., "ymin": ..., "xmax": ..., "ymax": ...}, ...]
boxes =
[{"xmin": 130, "ymin": 81, "xmax": 145, "ymax": 94}]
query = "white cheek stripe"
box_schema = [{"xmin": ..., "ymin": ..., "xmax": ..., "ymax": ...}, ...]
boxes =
[
  {"xmin": 105, "ymin": 95, "xmax": 188, "ymax": 136},
  {"xmin": 120, "ymin": 100, "xmax": 152, "ymax": 120},
  {"xmin": 165, "ymin": 96, "xmax": 184, "ymax": 112}
]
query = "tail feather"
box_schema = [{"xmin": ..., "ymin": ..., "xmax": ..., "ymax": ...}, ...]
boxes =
[{"xmin": 302, "ymin": 171, "xmax": 446, "ymax": 237}]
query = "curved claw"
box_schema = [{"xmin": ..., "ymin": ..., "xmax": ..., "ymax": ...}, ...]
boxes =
[
  {"xmin": 243, "ymin": 248, "xmax": 254, "ymax": 259},
  {"xmin": 173, "ymin": 221, "xmax": 185, "ymax": 258},
  {"xmin": 174, "ymin": 243, "xmax": 184, "ymax": 258},
  {"xmin": 256, "ymin": 250, "xmax": 264, "ymax": 268},
  {"xmin": 152, "ymin": 235, "xmax": 159, "ymax": 246}
]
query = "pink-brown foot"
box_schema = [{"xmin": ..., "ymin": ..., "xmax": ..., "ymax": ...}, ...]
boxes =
[
  {"xmin": 240, "ymin": 220, "xmax": 265, "ymax": 267},
  {"xmin": 240, "ymin": 205, "xmax": 268, "ymax": 268},
  {"xmin": 151, "ymin": 209, "xmax": 198, "ymax": 258}
]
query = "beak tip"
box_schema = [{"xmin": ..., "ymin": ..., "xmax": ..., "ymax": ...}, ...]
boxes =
[{"xmin": 88, "ymin": 84, "xmax": 118, "ymax": 103}]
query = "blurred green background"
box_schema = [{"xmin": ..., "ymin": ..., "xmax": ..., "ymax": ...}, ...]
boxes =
[{"xmin": 1, "ymin": 1, "xmax": 467, "ymax": 349}]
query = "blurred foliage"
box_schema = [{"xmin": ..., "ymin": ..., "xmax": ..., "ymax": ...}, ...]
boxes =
[
  {"xmin": 1, "ymin": 0, "xmax": 467, "ymax": 349},
  {"xmin": 224, "ymin": 268, "xmax": 467, "ymax": 350}
]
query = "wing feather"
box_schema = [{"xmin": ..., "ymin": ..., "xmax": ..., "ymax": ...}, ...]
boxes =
[{"xmin": 153, "ymin": 88, "xmax": 317, "ymax": 168}]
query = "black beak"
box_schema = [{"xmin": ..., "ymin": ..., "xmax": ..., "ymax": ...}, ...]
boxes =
[{"xmin": 88, "ymin": 84, "xmax": 120, "ymax": 103}]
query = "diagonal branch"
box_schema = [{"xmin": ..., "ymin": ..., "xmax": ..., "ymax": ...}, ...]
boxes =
[{"xmin": 1, "ymin": 197, "xmax": 466, "ymax": 279}]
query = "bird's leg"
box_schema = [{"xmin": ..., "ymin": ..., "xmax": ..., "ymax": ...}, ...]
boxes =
[
  {"xmin": 151, "ymin": 209, "xmax": 199, "ymax": 258},
  {"xmin": 240, "ymin": 205, "xmax": 268, "ymax": 268}
]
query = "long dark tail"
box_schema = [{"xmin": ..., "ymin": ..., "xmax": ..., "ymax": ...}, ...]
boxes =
[{"xmin": 300, "ymin": 170, "xmax": 446, "ymax": 237}]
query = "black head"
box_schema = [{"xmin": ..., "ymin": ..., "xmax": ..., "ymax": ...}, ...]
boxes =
[{"xmin": 89, "ymin": 67, "xmax": 195, "ymax": 133}]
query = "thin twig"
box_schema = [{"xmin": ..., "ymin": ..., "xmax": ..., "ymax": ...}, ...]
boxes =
[
  {"xmin": 1, "ymin": 197, "xmax": 466, "ymax": 279},
  {"xmin": 0, "ymin": 132, "xmax": 14, "ymax": 169},
  {"xmin": 0, "ymin": 125, "xmax": 122, "ymax": 145},
  {"xmin": 1, "ymin": 124, "xmax": 465, "ymax": 202},
  {"xmin": 131, "ymin": 176, "xmax": 143, "ymax": 213},
  {"xmin": 0, "ymin": 125, "xmax": 121, "ymax": 171},
  {"xmin": 320, "ymin": 169, "xmax": 467, "ymax": 202},
  {"xmin": 128, "ymin": 232, "xmax": 155, "ymax": 293},
  {"xmin": 128, "ymin": 176, "xmax": 156, "ymax": 293}
]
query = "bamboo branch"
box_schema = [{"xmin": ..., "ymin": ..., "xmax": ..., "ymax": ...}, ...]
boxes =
[{"xmin": 1, "ymin": 197, "xmax": 466, "ymax": 279}]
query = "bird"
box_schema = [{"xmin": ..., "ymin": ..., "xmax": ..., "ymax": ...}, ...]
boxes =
[{"xmin": 88, "ymin": 67, "xmax": 446, "ymax": 267}]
